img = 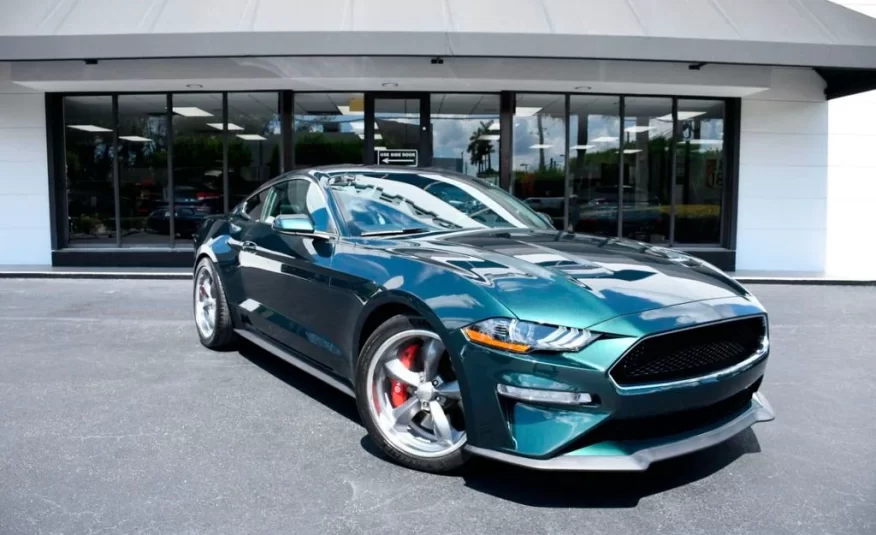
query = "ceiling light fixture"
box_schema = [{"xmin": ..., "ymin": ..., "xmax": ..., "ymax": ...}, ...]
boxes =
[
  {"xmin": 624, "ymin": 125, "xmax": 654, "ymax": 134},
  {"xmin": 574, "ymin": 86, "xmax": 592, "ymax": 91},
  {"xmin": 67, "ymin": 125, "xmax": 113, "ymax": 132},
  {"xmin": 656, "ymin": 111, "xmax": 706, "ymax": 122},
  {"xmin": 206, "ymin": 123, "xmax": 244, "ymax": 131},
  {"xmin": 237, "ymin": 134, "xmax": 268, "ymax": 141},
  {"xmin": 382, "ymin": 82, "xmax": 399, "ymax": 88},
  {"xmin": 173, "ymin": 107, "xmax": 213, "ymax": 117},
  {"xmin": 623, "ymin": 149, "xmax": 643, "ymax": 154},
  {"xmin": 478, "ymin": 134, "xmax": 501, "ymax": 141},
  {"xmin": 591, "ymin": 136, "xmax": 619, "ymax": 143},
  {"xmin": 571, "ymin": 144, "xmax": 595, "ymax": 150},
  {"xmin": 488, "ymin": 122, "xmax": 501, "ymax": 131},
  {"xmin": 374, "ymin": 146, "xmax": 388, "ymax": 151},
  {"xmin": 529, "ymin": 144, "xmax": 553, "ymax": 149},
  {"xmin": 515, "ymin": 107, "xmax": 542, "ymax": 117},
  {"xmin": 186, "ymin": 84, "xmax": 204, "ymax": 89},
  {"xmin": 119, "ymin": 135, "xmax": 152, "ymax": 142}
]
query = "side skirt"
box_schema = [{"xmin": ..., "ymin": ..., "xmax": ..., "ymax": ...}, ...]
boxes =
[{"xmin": 234, "ymin": 329, "xmax": 356, "ymax": 398}]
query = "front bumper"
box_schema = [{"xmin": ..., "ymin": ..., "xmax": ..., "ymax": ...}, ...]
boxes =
[
  {"xmin": 466, "ymin": 392, "xmax": 774, "ymax": 471},
  {"xmin": 449, "ymin": 298, "xmax": 774, "ymax": 470}
]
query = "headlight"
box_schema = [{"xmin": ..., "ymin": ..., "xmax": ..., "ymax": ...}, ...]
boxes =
[{"xmin": 462, "ymin": 318, "xmax": 595, "ymax": 353}]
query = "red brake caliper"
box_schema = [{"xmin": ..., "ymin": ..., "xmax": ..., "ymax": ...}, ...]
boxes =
[{"xmin": 390, "ymin": 344, "xmax": 419, "ymax": 408}]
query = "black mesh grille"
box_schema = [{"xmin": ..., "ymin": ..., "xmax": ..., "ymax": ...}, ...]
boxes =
[{"xmin": 610, "ymin": 316, "xmax": 766, "ymax": 387}]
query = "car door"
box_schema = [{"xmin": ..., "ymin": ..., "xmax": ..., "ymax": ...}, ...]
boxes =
[{"xmin": 238, "ymin": 177, "xmax": 349, "ymax": 375}]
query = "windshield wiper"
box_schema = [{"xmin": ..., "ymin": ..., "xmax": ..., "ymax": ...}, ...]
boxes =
[{"xmin": 361, "ymin": 228, "xmax": 434, "ymax": 237}]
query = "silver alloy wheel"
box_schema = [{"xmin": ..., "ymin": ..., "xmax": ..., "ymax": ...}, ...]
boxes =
[
  {"xmin": 366, "ymin": 329, "xmax": 466, "ymax": 458},
  {"xmin": 194, "ymin": 267, "xmax": 217, "ymax": 338}
]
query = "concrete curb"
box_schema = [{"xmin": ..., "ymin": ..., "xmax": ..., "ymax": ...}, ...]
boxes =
[
  {"xmin": 1, "ymin": 271, "xmax": 874, "ymax": 285},
  {"xmin": 0, "ymin": 271, "xmax": 192, "ymax": 280}
]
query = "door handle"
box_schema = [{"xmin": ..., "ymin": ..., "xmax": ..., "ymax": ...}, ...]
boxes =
[{"xmin": 241, "ymin": 241, "xmax": 257, "ymax": 252}]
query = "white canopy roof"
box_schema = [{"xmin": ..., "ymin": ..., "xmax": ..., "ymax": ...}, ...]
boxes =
[{"xmin": 2, "ymin": 0, "xmax": 876, "ymax": 69}]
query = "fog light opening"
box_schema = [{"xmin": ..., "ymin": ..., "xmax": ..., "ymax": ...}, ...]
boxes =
[{"xmin": 497, "ymin": 384, "xmax": 595, "ymax": 405}]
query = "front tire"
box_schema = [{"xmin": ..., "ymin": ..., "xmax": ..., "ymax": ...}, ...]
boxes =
[
  {"xmin": 193, "ymin": 257, "xmax": 237, "ymax": 350},
  {"xmin": 355, "ymin": 314, "xmax": 469, "ymax": 473}
]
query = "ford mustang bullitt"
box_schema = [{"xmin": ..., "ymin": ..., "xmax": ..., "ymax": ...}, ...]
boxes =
[{"xmin": 192, "ymin": 165, "xmax": 773, "ymax": 473}]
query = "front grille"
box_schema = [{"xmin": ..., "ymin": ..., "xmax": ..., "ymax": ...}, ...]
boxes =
[{"xmin": 610, "ymin": 316, "xmax": 766, "ymax": 387}]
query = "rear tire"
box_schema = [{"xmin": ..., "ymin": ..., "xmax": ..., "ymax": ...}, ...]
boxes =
[
  {"xmin": 193, "ymin": 257, "xmax": 237, "ymax": 350},
  {"xmin": 355, "ymin": 314, "xmax": 469, "ymax": 473}
]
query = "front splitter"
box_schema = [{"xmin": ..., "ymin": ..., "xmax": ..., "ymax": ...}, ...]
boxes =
[{"xmin": 465, "ymin": 392, "xmax": 775, "ymax": 471}]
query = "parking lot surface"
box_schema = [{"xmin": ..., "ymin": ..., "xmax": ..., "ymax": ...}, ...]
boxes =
[{"xmin": 0, "ymin": 280, "xmax": 874, "ymax": 535}]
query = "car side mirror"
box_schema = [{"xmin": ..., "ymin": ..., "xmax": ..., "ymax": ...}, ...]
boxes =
[
  {"xmin": 272, "ymin": 214, "xmax": 315, "ymax": 234},
  {"xmin": 536, "ymin": 212, "xmax": 555, "ymax": 228}
]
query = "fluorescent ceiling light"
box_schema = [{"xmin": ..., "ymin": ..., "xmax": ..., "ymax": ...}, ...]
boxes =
[
  {"xmin": 67, "ymin": 124, "xmax": 112, "ymax": 132},
  {"xmin": 237, "ymin": 134, "xmax": 268, "ymax": 141},
  {"xmin": 336, "ymin": 106, "xmax": 366, "ymax": 116},
  {"xmin": 624, "ymin": 125, "xmax": 653, "ymax": 134},
  {"xmin": 488, "ymin": 122, "xmax": 501, "ymax": 131},
  {"xmin": 656, "ymin": 111, "xmax": 706, "ymax": 122},
  {"xmin": 529, "ymin": 144, "xmax": 552, "ymax": 149},
  {"xmin": 478, "ymin": 134, "xmax": 501, "ymax": 141},
  {"xmin": 591, "ymin": 136, "xmax": 618, "ymax": 143},
  {"xmin": 687, "ymin": 139, "xmax": 723, "ymax": 145},
  {"xmin": 119, "ymin": 135, "xmax": 151, "ymax": 142},
  {"xmin": 356, "ymin": 133, "xmax": 383, "ymax": 140},
  {"xmin": 623, "ymin": 149, "xmax": 642, "ymax": 154},
  {"xmin": 374, "ymin": 146, "xmax": 388, "ymax": 151},
  {"xmin": 206, "ymin": 123, "xmax": 244, "ymax": 131},
  {"xmin": 173, "ymin": 107, "xmax": 213, "ymax": 117},
  {"xmin": 515, "ymin": 107, "xmax": 542, "ymax": 117},
  {"xmin": 571, "ymin": 144, "xmax": 595, "ymax": 150}
]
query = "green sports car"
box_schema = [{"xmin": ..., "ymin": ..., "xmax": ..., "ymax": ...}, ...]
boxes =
[{"xmin": 192, "ymin": 165, "xmax": 773, "ymax": 473}]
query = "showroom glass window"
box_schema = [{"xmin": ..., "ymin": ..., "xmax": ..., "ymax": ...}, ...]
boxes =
[
  {"xmin": 675, "ymin": 99, "xmax": 724, "ymax": 244},
  {"xmin": 512, "ymin": 95, "xmax": 567, "ymax": 228},
  {"xmin": 226, "ymin": 92, "xmax": 281, "ymax": 206},
  {"xmin": 294, "ymin": 93, "xmax": 365, "ymax": 167},
  {"xmin": 431, "ymin": 94, "xmax": 501, "ymax": 184},
  {"xmin": 64, "ymin": 96, "xmax": 115, "ymax": 246},
  {"xmin": 568, "ymin": 95, "xmax": 621, "ymax": 235},
  {"xmin": 621, "ymin": 97, "xmax": 673, "ymax": 243},
  {"xmin": 117, "ymin": 95, "xmax": 169, "ymax": 246},
  {"xmin": 170, "ymin": 93, "xmax": 225, "ymax": 241}
]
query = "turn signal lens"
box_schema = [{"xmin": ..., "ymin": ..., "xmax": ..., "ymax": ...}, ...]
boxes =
[
  {"xmin": 497, "ymin": 384, "xmax": 594, "ymax": 405},
  {"xmin": 462, "ymin": 318, "xmax": 595, "ymax": 354}
]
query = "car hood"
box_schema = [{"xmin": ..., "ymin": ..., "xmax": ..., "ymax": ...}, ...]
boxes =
[{"xmin": 397, "ymin": 229, "xmax": 752, "ymax": 329}]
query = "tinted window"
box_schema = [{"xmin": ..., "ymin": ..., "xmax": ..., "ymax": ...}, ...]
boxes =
[
  {"xmin": 325, "ymin": 170, "xmax": 552, "ymax": 236},
  {"xmin": 264, "ymin": 180, "xmax": 332, "ymax": 232},
  {"xmin": 242, "ymin": 190, "xmax": 269, "ymax": 220}
]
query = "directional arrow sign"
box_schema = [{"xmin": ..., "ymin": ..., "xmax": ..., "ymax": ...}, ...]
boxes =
[{"xmin": 376, "ymin": 149, "xmax": 418, "ymax": 167}]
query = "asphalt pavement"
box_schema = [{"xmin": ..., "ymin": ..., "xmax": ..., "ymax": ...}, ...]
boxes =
[{"xmin": 0, "ymin": 280, "xmax": 874, "ymax": 535}]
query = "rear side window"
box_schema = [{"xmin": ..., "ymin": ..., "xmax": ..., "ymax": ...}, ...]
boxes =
[{"xmin": 240, "ymin": 189, "xmax": 269, "ymax": 220}]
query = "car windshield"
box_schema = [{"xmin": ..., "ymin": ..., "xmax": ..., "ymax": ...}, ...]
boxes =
[{"xmin": 323, "ymin": 170, "xmax": 553, "ymax": 236}]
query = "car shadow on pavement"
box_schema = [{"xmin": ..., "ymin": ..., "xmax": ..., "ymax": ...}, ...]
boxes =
[
  {"xmin": 236, "ymin": 340, "xmax": 361, "ymax": 424},
  {"xmin": 460, "ymin": 428, "xmax": 762, "ymax": 508}
]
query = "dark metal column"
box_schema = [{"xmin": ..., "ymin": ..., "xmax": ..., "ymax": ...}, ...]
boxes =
[
  {"xmin": 617, "ymin": 96, "xmax": 625, "ymax": 237},
  {"xmin": 723, "ymin": 98, "xmax": 742, "ymax": 250},
  {"xmin": 364, "ymin": 94, "xmax": 375, "ymax": 164},
  {"xmin": 669, "ymin": 98, "xmax": 679, "ymax": 246},
  {"xmin": 222, "ymin": 93, "xmax": 230, "ymax": 214},
  {"xmin": 166, "ymin": 94, "xmax": 175, "ymax": 247},
  {"xmin": 563, "ymin": 94, "xmax": 571, "ymax": 232},
  {"xmin": 280, "ymin": 90, "xmax": 294, "ymax": 172},
  {"xmin": 419, "ymin": 95, "xmax": 432, "ymax": 167},
  {"xmin": 111, "ymin": 95, "xmax": 121, "ymax": 247},
  {"xmin": 499, "ymin": 91, "xmax": 514, "ymax": 192}
]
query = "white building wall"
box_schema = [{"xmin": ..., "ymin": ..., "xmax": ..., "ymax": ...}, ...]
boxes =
[
  {"xmin": 825, "ymin": 0, "xmax": 876, "ymax": 276},
  {"xmin": 736, "ymin": 68, "xmax": 829, "ymax": 272},
  {"xmin": 0, "ymin": 90, "xmax": 51, "ymax": 265}
]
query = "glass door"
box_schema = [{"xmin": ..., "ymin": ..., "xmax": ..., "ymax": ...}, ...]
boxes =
[{"xmin": 365, "ymin": 94, "xmax": 431, "ymax": 167}]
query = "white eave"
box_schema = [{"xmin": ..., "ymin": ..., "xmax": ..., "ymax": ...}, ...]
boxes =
[{"xmin": 2, "ymin": 0, "xmax": 876, "ymax": 69}]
